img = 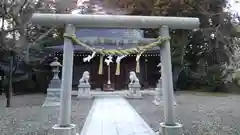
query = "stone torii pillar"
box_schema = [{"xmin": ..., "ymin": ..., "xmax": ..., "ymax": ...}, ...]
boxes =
[{"xmin": 31, "ymin": 14, "xmax": 199, "ymax": 135}]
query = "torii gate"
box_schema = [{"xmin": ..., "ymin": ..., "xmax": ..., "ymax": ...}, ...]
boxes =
[{"xmin": 31, "ymin": 14, "xmax": 199, "ymax": 135}]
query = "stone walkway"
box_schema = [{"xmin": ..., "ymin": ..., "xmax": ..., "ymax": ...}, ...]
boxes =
[{"xmin": 80, "ymin": 96, "xmax": 156, "ymax": 135}]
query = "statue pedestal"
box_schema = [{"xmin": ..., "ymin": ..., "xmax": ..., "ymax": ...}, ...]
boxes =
[
  {"xmin": 153, "ymin": 87, "xmax": 163, "ymax": 105},
  {"xmin": 127, "ymin": 83, "xmax": 142, "ymax": 99},
  {"xmin": 103, "ymin": 84, "xmax": 114, "ymax": 91},
  {"xmin": 43, "ymin": 79, "xmax": 61, "ymax": 107},
  {"xmin": 77, "ymin": 83, "xmax": 92, "ymax": 99}
]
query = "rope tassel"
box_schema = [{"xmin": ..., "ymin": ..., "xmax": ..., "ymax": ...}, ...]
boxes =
[
  {"xmin": 98, "ymin": 55, "xmax": 103, "ymax": 75},
  {"xmin": 115, "ymin": 55, "xmax": 126, "ymax": 75},
  {"xmin": 115, "ymin": 63, "xmax": 121, "ymax": 75},
  {"xmin": 135, "ymin": 52, "xmax": 143, "ymax": 73}
]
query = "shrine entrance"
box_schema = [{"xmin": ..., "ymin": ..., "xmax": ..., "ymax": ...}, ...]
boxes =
[
  {"xmin": 31, "ymin": 13, "xmax": 199, "ymax": 135},
  {"xmin": 102, "ymin": 56, "xmax": 136, "ymax": 91},
  {"xmin": 48, "ymin": 28, "xmax": 161, "ymax": 91}
]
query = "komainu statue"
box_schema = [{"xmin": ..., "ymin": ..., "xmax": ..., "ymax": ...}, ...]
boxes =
[
  {"xmin": 129, "ymin": 71, "xmax": 139, "ymax": 84},
  {"xmin": 79, "ymin": 71, "xmax": 90, "ymax": 85},
  {"xmin": 127, "ymin": 71, "xmax": 142, "ymax": 98},
  {"xmin": 78, "ymin": 71, "xmax": 92, "ymax": 99}
]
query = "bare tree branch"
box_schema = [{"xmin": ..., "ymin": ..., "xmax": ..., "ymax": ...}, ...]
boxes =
[{"xmin": 31, "ymin": 25, "xmax": 58, "ymax": 46}]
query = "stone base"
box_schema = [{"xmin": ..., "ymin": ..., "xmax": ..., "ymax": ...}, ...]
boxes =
[
  {"xmin": 153, "ymin": 87, "xmax": 177, "ymax": 106},
  {"xmin": 126, "ymin": 93, "xmax": 143, "ymax": 99},
  {"xmin": 152, "ymin": 100, "xmax": 177, "ymax": 106},
  {"xmin": 159, "ymin": 122, "xmax": 183, "ymax": 135},
  {"xmin": 77, "ymin": 85, "xmax": 91, "ymax": 99},
  {"xmin": 42, "ymin": 88, "xmax": 61, "ymax": 107},
  {"xmin": 43, "ymin": 101, "xmax": 60, "ymax": 107},
  {"xmin": 103, "ymin": 84, "xmax": 114, "ymax": 91},
  {"xmin": 77, "ymin": 95, "xmax": 93, "ymax": 100},
  {"xmin": 152, "ymin": 99, "xmax": 164, "ymax": 106},
  {"xmin": 49, "ymin": 79, "xmax": 61, "ymax": 88},
  {"xmin": 52, "ymin": 124, "xmax": 79, "ymax": 135},
  {"xmin": 127, "ymin": 83, "xmax": 142, "ymax": 99}
]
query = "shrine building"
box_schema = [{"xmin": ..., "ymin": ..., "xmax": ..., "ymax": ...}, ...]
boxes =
[{"xmin": 47, "ymin": 28, "xmax": 161, "ymax": 91}]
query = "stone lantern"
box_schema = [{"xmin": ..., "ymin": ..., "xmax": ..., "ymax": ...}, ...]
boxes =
[
  {"xmin": 153, "ymin": 63, "xmax": 176, "ymax": 106},
  {"xmin": 50, "ymin": 57, "xmax": 62, "ymax": 81},
  {"xmin": 43, "ymin": 57, "xmax": 62, "ymax": 107},
  {"xmin": 153, "ymin": 75, "xmax": 163, "ymax": 105}
]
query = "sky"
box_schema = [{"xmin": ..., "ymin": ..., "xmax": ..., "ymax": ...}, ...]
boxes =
[
  {"xmin": 1, "ymin": 0, "xmax": 240, "ymax": 29},
  {"xmin": 228, "ymin": 0, "xmax": 240, "ymax": 13}
]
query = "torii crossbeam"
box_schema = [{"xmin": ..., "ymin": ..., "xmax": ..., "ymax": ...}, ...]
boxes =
[
  {"xmin": 31, "ymin": 13, "xmax": 199, "ymax": 29},
  {"xmin": 30, "ymin": 14, "xmax": 200, "ymax": 135}
]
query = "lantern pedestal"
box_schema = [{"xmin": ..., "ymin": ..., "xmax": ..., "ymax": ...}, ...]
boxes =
[
  {"xmin": 43, "ymin": 87, "xmax": 61, "ymax": 106},
  {"xmin": 43, "ymin": 78, "xmax": 62, "ymax": 107}
]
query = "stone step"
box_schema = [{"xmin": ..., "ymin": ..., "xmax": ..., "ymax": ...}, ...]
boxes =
[{"xmin": 72, "ymin": 90, "xmax": 156, "ymax": 97}]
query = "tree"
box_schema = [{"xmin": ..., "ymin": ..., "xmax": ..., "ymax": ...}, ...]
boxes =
[
  {"xmin": 105, "ymin": 0, "xmax": 239, "ymax": 90},
  {"xmin": 0, "ymin": 0, "xmax": 58, "ymax": 107},
  {"xmin": 0, "ymin": 0, "xmax": 90, "ymax": 107}
]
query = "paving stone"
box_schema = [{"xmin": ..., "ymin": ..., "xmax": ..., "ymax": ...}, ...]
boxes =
[{"xmin": 80, "ymin": 96, "xmax": 156, "ymax": 135}]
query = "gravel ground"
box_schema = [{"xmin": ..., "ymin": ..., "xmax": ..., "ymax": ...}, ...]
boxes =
[
  {"xmin": 0, "ymin": 94, "xmax": 93, "ymax": 135},
  {"xmin": 128, "ymin": 92, "xmax": 240, "ymax": 135},
  {"xmin": 1, "ymin": 92, "xmax": 240, "ymax": 135}
]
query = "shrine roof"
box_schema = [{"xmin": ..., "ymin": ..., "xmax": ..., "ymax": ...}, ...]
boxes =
[
  {"xmin": 46, "ymin": 44, "xmax": 160, "ymax": 53},
  {"xmin": 47, "ymin": 28, "xmax": 160, "ymax": 52},
  {"xmin": 75, "ymin": 28, "xmax": 144, "ymax": 39}
]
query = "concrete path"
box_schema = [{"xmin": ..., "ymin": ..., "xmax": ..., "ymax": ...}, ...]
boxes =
[{"xmin": 80, "ymin": 96, "xmax": 156, "ymax": 135}]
